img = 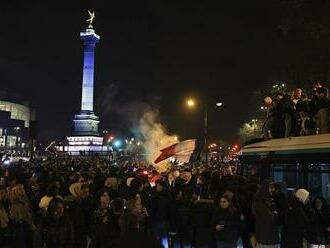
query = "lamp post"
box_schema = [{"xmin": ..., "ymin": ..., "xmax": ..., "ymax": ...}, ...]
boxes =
[
  {"xmin": 186, "ymin": 98, "xmax": 223, "ymax": 165},
  {"xmin": 204, "ymin": 104, "xmax": 208, "ymax": 164}
]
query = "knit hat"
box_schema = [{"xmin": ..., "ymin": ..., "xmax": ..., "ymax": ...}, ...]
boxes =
[
  {"xmin": 104, "ymin": 177, "xmax": 118, "ymax": 191},
  {"xmin": 295, "ymin": 189, "xmax": 309, "ymax": 204},
  {"xmin": 69, "ymin": 183, "xmax": 82, "ymax": 198},
  {"xmin": 264, "ymin": 96, "xmax": 273, "ymax": 105},
  {"xmin": 126, "ymin": 177, "xmax": 134, "ymax": 187}
]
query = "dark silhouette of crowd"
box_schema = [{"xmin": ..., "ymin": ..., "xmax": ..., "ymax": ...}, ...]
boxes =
[
  {"xmin": 262, "ymin": 83, "xmax": 330, "ymax": 140},
  {"xmin": 0, "ymin": 157, "xmax": 330, "ymax": 248}
]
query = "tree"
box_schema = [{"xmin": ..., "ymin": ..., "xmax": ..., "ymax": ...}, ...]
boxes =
[
  {"xmin": 238, "ymin": 120, "xmax": 263, "ymax": 142},
  {"xmin": 238, "ymin": 84, "xmax": 288, "ymax": 142}
]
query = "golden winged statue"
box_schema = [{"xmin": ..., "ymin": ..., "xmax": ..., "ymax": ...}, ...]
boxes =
[{"xmin": 86, "ymin": 10, "xmax": 96, "ymax": 29}]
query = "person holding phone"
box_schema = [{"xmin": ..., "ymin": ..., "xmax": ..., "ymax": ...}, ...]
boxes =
[{"xmin": 211, "ymin": 194, "xmax": 243, "ymax": 248}]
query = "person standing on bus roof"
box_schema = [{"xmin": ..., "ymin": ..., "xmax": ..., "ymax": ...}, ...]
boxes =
[{"xmin": 315, "ymin": 87, "xmax": 330, "ymax": 134}]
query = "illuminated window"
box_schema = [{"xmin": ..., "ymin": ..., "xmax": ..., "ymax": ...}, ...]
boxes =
[
  {"xmin": 8, "ymin": 136, "xmax": 16, "ymax": 147},
  {"xmin": 0, "ymin": 101, "xmax": 31, "ymax": 128}
]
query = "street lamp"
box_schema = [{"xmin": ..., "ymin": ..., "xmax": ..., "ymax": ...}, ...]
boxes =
[
  {"xmin": 185, "ymin": 97, "xmax": 223, "ymax": 165},
  {"xmin": 205, "ymin": 102, "xmax": 224, "ymax": 165},
  {"xmin": 186, "ymin": 98, "xmax": 196, "ymax": 108}
]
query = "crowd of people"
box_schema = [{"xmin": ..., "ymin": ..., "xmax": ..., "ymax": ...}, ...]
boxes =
[
  {"xmin": 0, "ymin": 157, "xmax": 329, "ymax": 248},
  {"xmin": 262, "ymin": 82, "xmax": 330, "ymax": 139}
]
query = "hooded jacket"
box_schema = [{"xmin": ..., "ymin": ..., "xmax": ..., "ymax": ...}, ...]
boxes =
[
  {"xmin": 211, "ymin": 207, "xmax": 243, "ymax": 243},
  {"xmin": 252, "ymin": 180, "xmax": 280, "ymax": 245},
  {"xmin": 281, "ymin": 196, "xmax": 310, "ymax": 248}
]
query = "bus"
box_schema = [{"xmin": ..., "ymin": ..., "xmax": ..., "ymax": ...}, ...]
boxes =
[{"xmin": 238, "ymin": 133, "xmax": 330, "ymax": 198}]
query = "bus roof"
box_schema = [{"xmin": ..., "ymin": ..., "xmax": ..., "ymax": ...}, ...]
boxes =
[{"xmin": 239, "ymin": 134, "xmax": 330, "ymax": 163}]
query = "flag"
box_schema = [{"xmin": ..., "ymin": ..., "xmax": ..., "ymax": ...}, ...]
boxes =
[
  {"xmin": 45, "ymin": 141, "xmax": 59, "ymax": 155},
  {"xmin": 154, "ymin": 139, "xmax": 204, "ymax": 164}
]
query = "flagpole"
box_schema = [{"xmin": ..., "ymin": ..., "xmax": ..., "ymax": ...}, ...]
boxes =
[{"xmin": 204, "ymin": 104, "xmax": 208, "ymax": 165}]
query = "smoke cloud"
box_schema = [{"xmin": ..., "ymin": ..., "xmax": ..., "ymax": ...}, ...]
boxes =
[
  {"xmin": 97, "ymin": 84, "xmax": 178, "ymax": 170},
  {"xmin": 139, "ymin": 109, "xmax": 178, "ymax": 172}
]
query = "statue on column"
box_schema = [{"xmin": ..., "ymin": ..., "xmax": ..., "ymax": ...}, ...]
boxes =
[{"xmin": 86, "ymin": 10, "xmax": 96, "ymax": 29}]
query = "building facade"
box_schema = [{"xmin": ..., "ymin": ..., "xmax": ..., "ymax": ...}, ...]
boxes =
[{"xmin": 0, "ymin": 92, "xmax": 36, "ymax": 155}]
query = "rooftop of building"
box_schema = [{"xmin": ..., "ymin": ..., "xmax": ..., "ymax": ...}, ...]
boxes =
[{"xmin": 0, "ymin": 91, "xmax": 32, "ymax": 108}]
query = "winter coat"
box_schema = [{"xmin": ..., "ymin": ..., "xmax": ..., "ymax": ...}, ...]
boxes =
[
  {"xmin": 0, "ymin": 226, "xmax": 11, "ymax": 247},
  {"xmin": 0, "ymin": 205, "xmax": 11, "ymax": 248},
  {"xmin": 89, "ymin": 207, "xmax": 111, "ymax": 239},
  {"xmin": 90, "ymin": 212, "xmax": 127, "ymax": 248},
  {"xmin": 237, "ymin": 183, "xmax": 257, "ymax": 234},
  {"xmin": 315, "ymin": 97, "xmax": 330, "ymax": 112},
  {"xmin": 181, "ymin": 180, "xmax": 195, "ymax": 203},
  {"xmin": 150, "ymin": 190, "xmax": 171, "ymax": 222},
  {"xmin": 218, "ymin": 175, "xmax": 239, "ymax": 195},
  {"xmin": 9, "ymin": 220, "xmax": 34, "ymax": 248},
  {"xmin": 296, "ymin": 99, "xmax": 310, "ymax": 115},
  {"xmin": 282, "ymin": 95, "xmax": 295, "ymax": 115},
  {"xmin": 306, "ymin": 209, "xmax": 330, "ymax": 245},
  {"xmin": 211, "ymin": 207, "xmax": 243, "ymax": 244},
  {"xmin": 33, "ymin": 217, "xmax": 74, "ymax": 248},
  {"xmin": 191, "ymin": 201, "xmax": 214, "ymax": 247},
  {"xmin": 65, "ymin": 196, "xmax": 91, "ymax": 248},
  {"xmin": 281, "ymin": 197, "xmax": 310, "ymax": 248},
  {"xmin": 127, "ymin": 198, "xmax": 148, "ymax": 230},
  {"xmin": 252, "ymin": 194, "xmax": 280, "ymax": 245},
  {"xmin": 118, "ymin": 229, "xmax": 162, "ymax": 248},
  {"xmin": 273, "ymin": 192, "xmax": 288, "ymax": 226}
]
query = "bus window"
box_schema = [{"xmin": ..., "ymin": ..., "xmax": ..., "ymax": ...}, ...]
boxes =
[
  {"xmin": 308, "ymin": 164, "xmax": 330, "ymax": 199},
  {"xmin": 271, "ymin": 163, "xmax": 304, "ymax": 193}
]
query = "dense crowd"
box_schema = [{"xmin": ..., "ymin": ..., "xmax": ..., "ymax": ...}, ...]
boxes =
[
  {"xmin": 0, "ymin": 157, "xmax": 330, "ymax": 248},
  {"xmin": 262, "ymin": 82, "xmax": 330, "ymax": 139}
]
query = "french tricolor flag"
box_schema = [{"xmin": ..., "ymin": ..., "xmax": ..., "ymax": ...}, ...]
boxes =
[{"xmin": 154, "ymin": 139, "xmax": 204, "ymax": 164}]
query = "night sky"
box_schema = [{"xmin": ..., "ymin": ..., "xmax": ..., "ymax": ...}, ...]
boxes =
[{"xmin": 1, "ymin": 0, "xmax": 329, "ymax": 143}]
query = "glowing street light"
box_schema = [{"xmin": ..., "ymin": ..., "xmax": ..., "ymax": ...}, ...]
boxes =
[
  {"xmin": 216, "ymin": 102, "xmax": 223, "ymax": 107},
  {"xmin": 186, "ymin": 98, "xmax": 196, "ymax": 108},
  {"xmin": 113, "ymin": 139, "xmax": 122, "ymax": 148}
]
